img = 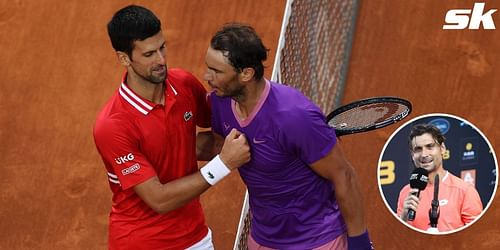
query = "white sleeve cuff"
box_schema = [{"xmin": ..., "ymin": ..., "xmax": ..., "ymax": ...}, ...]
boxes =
[{"xmin": 200, "ymin": 155, "xmax": 231, "ymax": 185}]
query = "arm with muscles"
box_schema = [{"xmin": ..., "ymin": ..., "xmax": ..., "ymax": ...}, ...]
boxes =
[
  {"xmin": 134, "ymin": 128, "xmax": 250, "ymax": 214},
  {"xmin": 398, "ymin": 188, "xmax": 420, "ymax": 222},
  {"xmin": 310, "ymin": 144, "xmax": 372, "ymax": 250}
]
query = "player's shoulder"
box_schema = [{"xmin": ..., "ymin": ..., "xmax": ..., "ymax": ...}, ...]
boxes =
[
  {"xmin": 95, "ymin": 113, "xmax": 133, "ymax": 136},
  {"xmin": 269, "ymin": 82, "xmax": 322, "ymax": 122},
  {"xmin": 94, "ymin": 99, "xmax": 135, "ymax": 137},
  {"xmin": 446, "ymin": 172, "xmax": 475, "ymax": 191},
  {"xmin": 271, "ymin": 82, "xmax": 317, "ymax": 109},
  {"xmin": 401, "ymin": 183, "xmax": 411, "ymax": 191},
  {"xmin": 399, "ymin": 183, "xmax": 412, "ymax": 195},
  {"xmin": 270, "ymin": 81, "xmax": 305, "ymax": 98}
]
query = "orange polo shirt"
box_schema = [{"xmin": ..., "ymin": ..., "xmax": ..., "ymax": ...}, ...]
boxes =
[{"xmin": 397, "ymin": 171, "xmax": 483, "ymax": 232}]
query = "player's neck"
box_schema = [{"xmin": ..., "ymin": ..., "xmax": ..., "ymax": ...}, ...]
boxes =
[
  {"xmin": 428, "ymin": 167, "xmax": 446, "ymax": 184},
  {"xmin": 126, "ymin": 72, "xmax": 165, "ymax": 104},
  {"xmin": 234, "ymin": 78, "xmax": 266, "ymax": 119}
]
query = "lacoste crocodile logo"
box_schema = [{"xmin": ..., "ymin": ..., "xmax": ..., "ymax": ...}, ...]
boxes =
[{"xmin": 184, "ymin": 111, "xmax": 193, "ymax": 121}]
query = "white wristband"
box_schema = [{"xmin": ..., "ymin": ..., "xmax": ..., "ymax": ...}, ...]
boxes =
[{"xmin": 200, "ymin": 155, "xmax": 231, "ymax": 185}]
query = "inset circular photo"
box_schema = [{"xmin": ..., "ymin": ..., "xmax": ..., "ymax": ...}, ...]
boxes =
[{"xmin": 378, "ymin": 113, "xmax": 497, "ymax": 235}]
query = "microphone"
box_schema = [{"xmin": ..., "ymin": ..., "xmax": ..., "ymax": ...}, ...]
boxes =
[
  {"xmin": 407, "ymin": 168, "xmax": 429, "ymax": 221},
  {"xmin": 429, "ymin": 174, "xmax": 440, "ymax": 229}
]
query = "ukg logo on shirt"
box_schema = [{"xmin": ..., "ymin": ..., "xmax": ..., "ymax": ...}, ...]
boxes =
[{"xmin": 115, "ymin": 153, "xmax": 135, "ymax": 164}]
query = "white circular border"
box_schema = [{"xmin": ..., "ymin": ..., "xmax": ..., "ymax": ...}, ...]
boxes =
[{"xmin": 377, "ymin": 113, "xmax": 499, "ymax": 235}]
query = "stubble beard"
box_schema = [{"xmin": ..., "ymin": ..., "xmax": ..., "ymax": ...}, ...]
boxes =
[
  {"xmin": 227, "ymin": 83, "xmax": 246, "ymax": 102},
  {"xmin": 132, "ymin": 64, "xmax": 167, "ymax": 84}
]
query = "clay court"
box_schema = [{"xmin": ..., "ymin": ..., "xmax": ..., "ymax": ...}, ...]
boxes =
[{"xmin": 0, "ymin": 0, "xmax": 499, "ymax": 249}]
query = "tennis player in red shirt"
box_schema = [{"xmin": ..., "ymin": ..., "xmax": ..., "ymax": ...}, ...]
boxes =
[{"xmin": 93, "ymin": 5, "xmax": 250, "ymax": 249}]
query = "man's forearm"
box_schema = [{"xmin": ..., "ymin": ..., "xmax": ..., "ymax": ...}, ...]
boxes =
[
  {"xmin": 335, "ymin": 167, "xmax": 367, "ymax": 236},
  {"xmin": 196, "ymin": 131, "xmax": 223, "ymax": 161}
]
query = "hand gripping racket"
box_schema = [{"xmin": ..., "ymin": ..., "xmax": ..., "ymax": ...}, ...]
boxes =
[{"xmin": 326, "ymin": 96, "xmax": 412, "ymax": 136}]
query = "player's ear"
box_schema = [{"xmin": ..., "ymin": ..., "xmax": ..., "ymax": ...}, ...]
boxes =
[
  {"xmin": 239, "ymin": 67, "xmax": 255, "ymax": 82},
  {"xmin": 117, "ymin": 51, "xmax": 132, "ymax": 67},
  {"xmin": 440, "ymin": 142, "xmax": 447, "ymax": 154}
]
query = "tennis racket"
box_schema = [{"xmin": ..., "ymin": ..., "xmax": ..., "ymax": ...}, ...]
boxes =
[{"xmin": 326, "ymin": 96, "xmax": 412, "ymax": 136}]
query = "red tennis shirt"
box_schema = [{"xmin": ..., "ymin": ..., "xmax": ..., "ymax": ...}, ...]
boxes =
[{"xmin": 93, "ymin": 68, "xmax": 211, "ymax": 249}]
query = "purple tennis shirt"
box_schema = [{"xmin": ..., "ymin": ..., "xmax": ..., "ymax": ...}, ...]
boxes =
[{"xmin": 210, "ymin": 80, "xmax": 346, "ymax": 249}]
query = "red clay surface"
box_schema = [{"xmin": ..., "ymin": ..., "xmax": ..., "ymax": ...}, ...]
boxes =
[{"xmin": 0, "ymin": 1, "xmax": 284, "ymax": 249}]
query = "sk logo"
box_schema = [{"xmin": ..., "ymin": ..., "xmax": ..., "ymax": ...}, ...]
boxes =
[
  {"xmin": 443, "ymin": 2, "xmax": 497, "ymax": 30},
  {"xmin": 184, "ymin": 111, "xmax": 193, "ymax": 121}
]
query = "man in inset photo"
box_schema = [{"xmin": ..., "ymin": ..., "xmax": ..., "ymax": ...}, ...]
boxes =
[
  {"xmin": 397, "ymin": 123, "xmax": 483, "ymax": 233},
  {"xmin": 378, "ymin": 114, "xmax": 497, "ymax": 235}
]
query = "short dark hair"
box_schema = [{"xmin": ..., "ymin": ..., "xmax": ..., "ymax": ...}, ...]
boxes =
[
  {"xmin": 107, "ymin": 5, "xmax": 161, "ymax": 56},
  {"xmin": 210, "ymin": 23, "xmax": 269, "ymax": 80},
  {"xmin": 408, "ymin": 123, "xmax": 446, "ymax": 151}
]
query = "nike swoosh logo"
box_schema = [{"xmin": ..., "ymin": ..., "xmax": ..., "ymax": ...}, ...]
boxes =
[{"xmin": 253, "ymin": 138, "xmax": 266, "ymax": 144}]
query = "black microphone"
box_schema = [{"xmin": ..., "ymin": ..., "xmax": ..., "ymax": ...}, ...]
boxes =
[
  {"xmin": 429, "ymin": 174, "xmax": 440, "ymax": 228},
  {"xmin": 407, "ymin": 168, "xmax": 429, "ymax": 221}
]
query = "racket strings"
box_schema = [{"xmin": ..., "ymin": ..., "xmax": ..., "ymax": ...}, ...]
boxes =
[{"xmin": 329, "ymin": 103, "xmax": 409, "ymax": 129}]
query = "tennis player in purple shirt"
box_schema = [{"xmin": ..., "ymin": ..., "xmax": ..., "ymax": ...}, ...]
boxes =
[{"xmin": 202, "ymin": 23, "xmax": 373, "ymax": 250}]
